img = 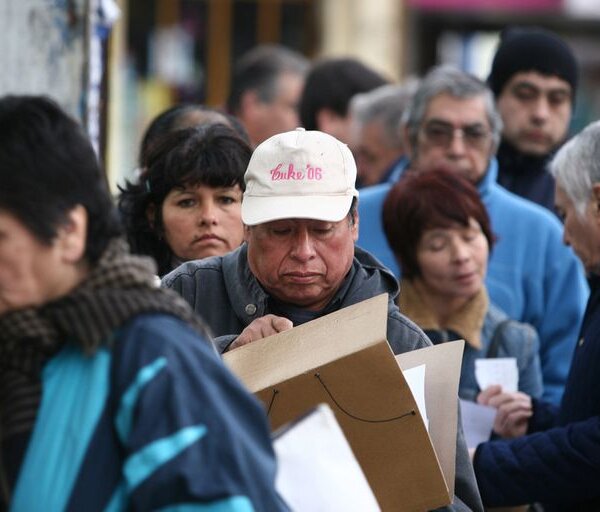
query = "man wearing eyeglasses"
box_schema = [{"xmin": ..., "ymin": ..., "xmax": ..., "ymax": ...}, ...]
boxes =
[{"xmin": 357, "ymin": 65, "xmax": 588, "ymax": 406}]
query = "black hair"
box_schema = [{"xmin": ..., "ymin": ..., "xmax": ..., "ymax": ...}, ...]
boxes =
[
  {"xmin": 226, "ymin": 44, "xmax": 308, "ymax": 114},
  {"xmin": 0, "ymin": 95, "xmax": 122, "ymax": 263},
  {"xmin": 299, "ymin": 58, "xmax": 388, "ymax": 130},
  {"xmin": 138, "ymin": 103, "xmax": 250, "ymax": 166},
  {"xmin": 119, "ymin": 123, "xmax": 251, "ymax": 276}
]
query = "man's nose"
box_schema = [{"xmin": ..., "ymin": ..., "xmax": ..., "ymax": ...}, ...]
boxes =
[
  {"xmin": 290, "ymin": 228, "xmax": 316, "ymax": 261},
  {"xmin": 447, "ymin": 130, "xmax": 467, "ymax": 156},
  {"xmin": 532, "ymin": 97, "xmax": 551, "ymax": 122}
]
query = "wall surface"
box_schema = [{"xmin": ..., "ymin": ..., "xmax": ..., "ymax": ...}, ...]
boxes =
[{"xmin": 0, "ymin": 0, "xmax": 90, "ymax": 122}]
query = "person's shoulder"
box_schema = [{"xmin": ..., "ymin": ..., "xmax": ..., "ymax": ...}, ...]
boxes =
[
  {"xmin": 118, "ymin": 313, "xmax": 211, "ymax": 351},
  {"xmin": 161, "ymin": 254, "xmax": 225, "ymax": 287},
  {"xmin": 358, "ymin": 182, "xmax": 392, "ymax": 207},
  {"xmin": 490, "ymin": 183, "xmax": 562, "ymax": 227},
  {"xmin": 387, "ymin": 306, "xmax": 432, "ymax": 353},
  {"xmin": 485, "ymin": 303, "xmax": 538, "ymax": 345}
]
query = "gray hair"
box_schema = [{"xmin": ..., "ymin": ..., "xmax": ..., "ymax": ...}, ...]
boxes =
[
  {"xmin": 350, "ymin": 80, "xmax": 419, "ymax": 149},
  {"xmin": 402, "ymin": 65, "xmax": 502, "ymax": 153},
  {"xmin": 549, "ymin": 120, "xmax": 600, "ymax": 216}
]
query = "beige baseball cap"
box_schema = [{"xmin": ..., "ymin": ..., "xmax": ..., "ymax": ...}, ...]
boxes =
[{"xmin": 242, "ymin": 128, "xmax": 359, "ymax": 226}]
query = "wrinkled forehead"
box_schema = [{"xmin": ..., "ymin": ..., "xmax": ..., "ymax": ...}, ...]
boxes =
[{"xmin": 423, "ymin": 93, "xmax": 490, "ymax": 127}]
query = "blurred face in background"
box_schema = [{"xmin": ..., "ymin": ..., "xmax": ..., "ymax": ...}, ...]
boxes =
[
  {"xmin": 351, "ymin": 119, "xmax": 403, "ymax": 187},
  {"xmin": 160, "ymin": 183, "xmax": 244, "ymax": 262},
  {"xmin": 410, "ymin": 93, "xmax": 495, "ymax": 184},
  {"xmin": 497, "ymin": 71, "xmax": 572, "ymax": 157},
  {"xmin": 243, "ymin": 71, "xmax": 305, "ymax": 146},
  {"xmin": 416, "ymin": 218, "xmax": 489, "ymax": 305}
]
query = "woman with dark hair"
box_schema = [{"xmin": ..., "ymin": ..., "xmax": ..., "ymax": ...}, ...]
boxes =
[
  {"xmin": 383, "ymin": 169, "xmax": 543, "ymax": 404},
  {"xmin": 138, "ymin": 103, "xmax": 249, "ymax": 166},
  {"xmin": 119, "ymin": 123, "xmax": 251, "ymax": 276},
  {"xmin": 0, "ymin": 95, "xmax": 286, "ymax": 511}
]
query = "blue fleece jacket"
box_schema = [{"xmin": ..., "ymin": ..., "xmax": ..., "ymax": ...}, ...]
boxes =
[{"xmin": 357, "ymin": 157, "xmax": 589, "ymax": 404}]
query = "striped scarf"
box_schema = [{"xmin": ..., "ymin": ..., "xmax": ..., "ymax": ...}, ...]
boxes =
[{"xmin": 0, "ymin": 238, "xmax": 210, "ymax": 504}]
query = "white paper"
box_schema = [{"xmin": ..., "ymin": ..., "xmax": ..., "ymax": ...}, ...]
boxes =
[
  {"xmin": 274, "ymin": 404, "xmax": 380, "ymax": 512},
  {"xmin": 475, "ymin": 357, "xmax": 518, "ymax": 393},
  {"xmin": 459, "ymin": 399, "xmax": 496, "ymax": 449},
  {"xmin": 402, "ymin": 364, "xmax": 428, "ymax": 430}
]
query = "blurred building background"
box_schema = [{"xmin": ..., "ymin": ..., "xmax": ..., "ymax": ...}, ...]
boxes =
[{"xmin": 2, "ymin": 0, "xmax": 600, "ymax": 192}]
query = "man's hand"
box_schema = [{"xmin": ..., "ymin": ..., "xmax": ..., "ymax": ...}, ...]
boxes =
[
  {"xmin": 229, "ymin": 315, "xmax": 294, "ymax": 350},
  {"xmin": 477, "ymin": 385, "xmax": 533, "ymax": 439}
]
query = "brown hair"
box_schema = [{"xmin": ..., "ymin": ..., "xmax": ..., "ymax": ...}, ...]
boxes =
[{"xmin": 382, "ymin": 169, "xmax": 495, "ymax": 279}]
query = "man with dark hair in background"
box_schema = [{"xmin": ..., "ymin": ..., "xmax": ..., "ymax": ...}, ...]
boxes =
[
  {"xmin": 299, "ymin": 57, "xmax": 388, "ymax": 143},
  {"xmin": 226, "ymin": 44, "xmax": 308, "ymax": 147},
  {"xmin": 488, "ymin": 26, "xmax": 578, "ymax": 214}
]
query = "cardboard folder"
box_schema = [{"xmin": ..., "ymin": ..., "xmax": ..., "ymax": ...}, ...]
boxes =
[{"xmin": 223, "ymin": 293, "xmax": 463, "ymax": 511}]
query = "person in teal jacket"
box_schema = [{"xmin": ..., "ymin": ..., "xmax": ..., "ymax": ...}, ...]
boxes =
[
  {"xmin": 357, "ymin": 66, "xmax": 588, "ymax": 405},
  {"xmin": 0, "ymin": 96, "xmax": 287, "ymax": 511}
]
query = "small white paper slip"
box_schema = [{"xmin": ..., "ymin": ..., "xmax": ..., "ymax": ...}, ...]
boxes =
[
  {"xmin": 273, "ymin": 403, "xmax": 381, "ymax": 512},
  {"xmin": 402, "ymin": 364, "xmax": 428, "ymax": 431},
  {"xmin": 459, "ymin": 399, "xmax": 497, "ymax": 449},
  {"xmin": 475, "ymin": 357, "xmax": 518, "ymax": 393}
]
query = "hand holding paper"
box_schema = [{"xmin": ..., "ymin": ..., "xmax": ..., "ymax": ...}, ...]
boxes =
[
  {"xmin": 229, "ymin": 314, "xmax": 293, "ymax": 350},
  {"xmin": 477, "ymin": 385, "xmax": 533, "ymax": 438}
]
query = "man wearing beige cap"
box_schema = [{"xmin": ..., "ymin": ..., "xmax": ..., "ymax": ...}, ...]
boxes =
[{"xmin": 163, "ymin": 128, "xmax": 482, "ymax": 511}]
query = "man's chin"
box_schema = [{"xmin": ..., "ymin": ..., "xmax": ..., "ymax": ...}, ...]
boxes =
[{"xmin": 513, "ymin": 139, "xmax": 555, "ymax": 157}]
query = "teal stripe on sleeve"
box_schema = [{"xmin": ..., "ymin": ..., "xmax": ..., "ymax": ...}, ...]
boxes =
[
  {"xmin": 115, "ymin": 357, "xmax": 167, "ymax": 442},
  {"xmin": 11, "ymin": 346, "xmax": 111, "ymax": 512},
  {"xmin": 103, "ymin": 482, "xmax": 126, "ymax": 512},
  {"xmin": 124, "ymin": 425, "xmax": 207, "ymax": 491},
  {"xmin": 157, "ymin": 496, "xmax": 255, "ymax": 512}
]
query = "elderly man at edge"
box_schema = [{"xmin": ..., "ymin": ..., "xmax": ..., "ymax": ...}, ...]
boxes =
[
  {"xmin": 163, "ymin": 128, "xmax": 483, "ymax": 511},
  {"xmin": 357, "ymin": 66, "xmax": 588, "ymax": 405},
  {"xmin": 472, "ymin": 120, "xmax": 600, "ymax": 510}
]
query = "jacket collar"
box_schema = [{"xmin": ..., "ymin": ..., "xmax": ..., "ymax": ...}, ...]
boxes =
[{"xmin": 399, "ymin": 279, "xmax": 488, "ymax": 349}]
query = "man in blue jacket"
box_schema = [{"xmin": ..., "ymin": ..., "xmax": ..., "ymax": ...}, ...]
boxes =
[
  {"xmin": 0, "ymin": 96, "xmax": 286, "ymax": 512},
  {"xmin": 357, "ymin": 66, "xmax": 588, "ymax": 404},
  {"xmin": 473, "ymin": 119, "xmax": 600, "ymax": 510}
]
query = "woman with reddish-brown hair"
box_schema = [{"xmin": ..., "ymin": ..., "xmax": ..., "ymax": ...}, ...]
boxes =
[{"xmin": 383, "ymin": 169, "xmax": 543, "ymax": 405}]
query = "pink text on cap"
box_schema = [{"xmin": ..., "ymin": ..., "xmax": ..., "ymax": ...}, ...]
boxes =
[{"xmin": 270, "ymin": 163, "xmax": 323, "ymax": 181}]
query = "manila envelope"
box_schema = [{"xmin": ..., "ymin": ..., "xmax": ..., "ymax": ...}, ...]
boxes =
[{"xmin": 224, "ymin": 294, "xmax": 463, "ymax": 511}]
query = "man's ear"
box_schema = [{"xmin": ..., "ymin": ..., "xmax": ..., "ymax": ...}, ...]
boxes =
[
  {"xmin": 592, "ymin": 183, "xmax": 600, "ymax": 219},
  {"xmin": 57, "ymin": 205, "xmax": 87, "ymax": 263},
  {"xmin": 316, "ymin": 108, "xmax": 344, "ymax": 133},
  {"xmin": 240, "ymin": 90, "xmax": 263, "ymax": 118},
  {"xmin": 351, "ymin": 208, "xmax": 359, "ymax": 242},
  {"xmin": 243, "ymin": 225, "xmax": 252, "ymax": 243}
]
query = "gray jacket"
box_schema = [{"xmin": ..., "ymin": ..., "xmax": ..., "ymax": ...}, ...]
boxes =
[{"xmin": 163, "ymin": 244, "xmax": 483, "ymax": 511}]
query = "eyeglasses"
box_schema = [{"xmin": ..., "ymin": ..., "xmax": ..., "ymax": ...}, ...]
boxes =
[{"xmin": 421, "ymin": 121, "xmax": 491, "ymax": 149}]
